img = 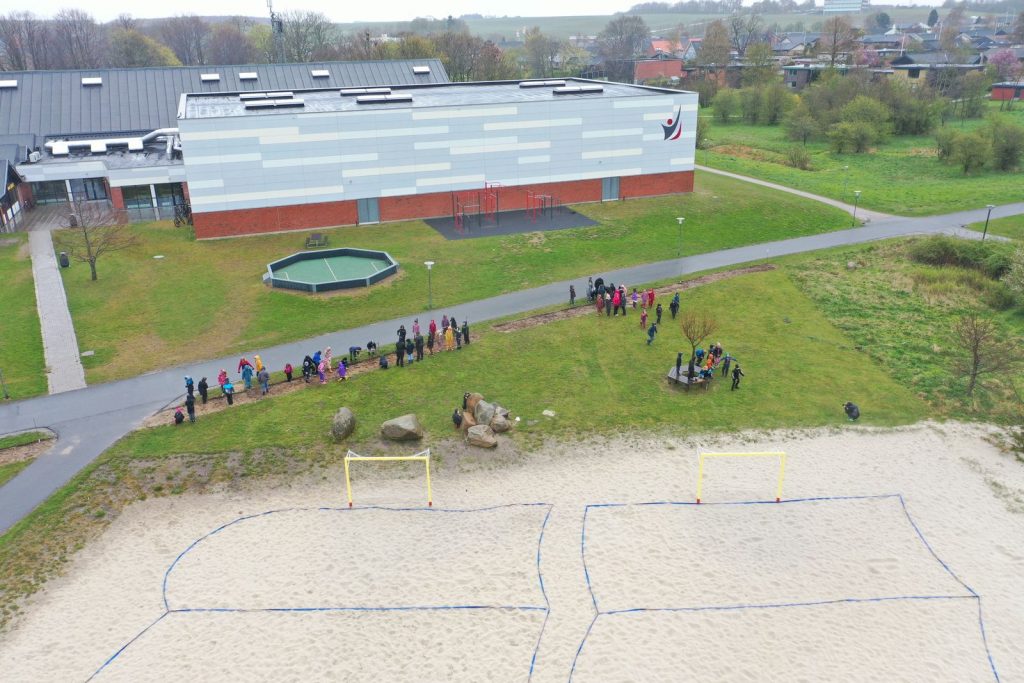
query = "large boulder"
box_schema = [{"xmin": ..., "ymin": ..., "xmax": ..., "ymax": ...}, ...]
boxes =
[
  {"xmin": 380, "ymin": 414, "xmax": 424, "ymax": 441},
  {"xmin": 490, "ymin": 414, "xmax": 511, "ymax": 433},
  {"xmin": 466, "ymin": 424, "xmax": 497, "ymax": 448},
  {"xmin": 460, "ymin": 410, "xmax": 477, "ymax": 432},
  {"xmin": 474, "ymin": 400, "xmax": 496, "ymax": 427},
  {"xmin": 465, "ymin": 392, "xmax": 484, "ymax": 413},
  {"xmin": 331, "ymin": 407, "xmax": 356, "ymax": 441}
]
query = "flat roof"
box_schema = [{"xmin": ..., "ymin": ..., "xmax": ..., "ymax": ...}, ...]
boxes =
[{"xmin": 182, "ymin": 79, "xmax": 691, "ymax": 120}]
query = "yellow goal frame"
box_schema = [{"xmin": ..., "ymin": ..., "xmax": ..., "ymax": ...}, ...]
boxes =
[
  {"xmin": 344, "ymin": 449, "xmax": 433, "ymax": 507},
  {"xmin": 696, "ymin": 451, "xmax": 786, "ymax": 504}
]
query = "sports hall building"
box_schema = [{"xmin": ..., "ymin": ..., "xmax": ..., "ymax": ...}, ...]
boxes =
[{"xmin": 0, "ymin": 60, "xmax": 697, "ymax": 239}]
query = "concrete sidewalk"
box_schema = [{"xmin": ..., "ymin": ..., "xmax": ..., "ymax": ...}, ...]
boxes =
[
  {"xmin": 28, "ymin": 230, "xmax": 86, "ymax": 394},
  {"xmin": 696, "ymin": 165, "xmax": 892, "ymax": 222}
]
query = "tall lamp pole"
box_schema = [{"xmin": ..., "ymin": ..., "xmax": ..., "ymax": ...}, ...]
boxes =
[
  {"xmin": 851, "ymin": 190, "xmax": 861, "ymax": 227},
  {"xmin": 983, "ymin": 204, "xmax": 995, "ymax": 241},
  {"xmin": 676, "ymin": 216, "xmax": 685, "ymax": 259},
  {"xmin": 424, "ymin": 261, "xmax": 435, "ymax": 310}
]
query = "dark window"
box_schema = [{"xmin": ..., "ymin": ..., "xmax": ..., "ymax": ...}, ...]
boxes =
[
  {"xmin": 154, "ymin": 183, "xmax": 186, "ymax": 207},
  {"xmin": 908, "ymin": 69, "xmax": 920, "ymax": 79},
  {"xmin": 69, "ymin": 177, "xmax": 108, "ymax": 201},
  {"xmin": 122, "ymin": 185, "xmax": 153, "ymax": 209},
  {"xmin": 31, "ymin": 181, "xmax": 69, "ymax": 204}
]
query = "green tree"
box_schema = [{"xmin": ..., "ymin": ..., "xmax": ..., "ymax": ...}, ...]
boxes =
[
  {"xmin": 741, "ymin": 42, "xmax": 776, "ymax": 86},
  {"xmin": 986, "ymin": 118, "xmax": 1024, "ymax": 172},
  {"xmin": 760, "ymin": 82, "xmax": 794, "ymax": 125},
  {"xmin": 784, "ymin": 98, "xmax": 818, "ymax": 144},
  {"xmin": 952, "ymin": 131, "xmax": 990, "ymax": 174},
  {"xmin": 841, "ymin": 95, "xmax": 891, "ymax": 142},
  {"xmin": 523, "ymin": 26, "xmax": 562, "ymax": 78},
  {"xmin": 740, "ymin": 87, "xmax": 762, "ymax": 123},
  {"xmin": 927, "ymin": 8, "xmax": 939, "ymax": 27},
  {"xmin": 712, "ymin": 88, "xmax": 739, "ymax": 123},
  {"xmin": 699, "ymin": 19, "xmax": 732, "ymax": 71},
  {"xmin": 109, "ymin": 29, "xmax": 180, "ymax": 67},
  {"xmin": 828, "ymin": 121, "xmax": 874, "ymax": 153}
]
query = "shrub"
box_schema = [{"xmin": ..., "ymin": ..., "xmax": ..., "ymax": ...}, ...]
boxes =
[
  {"xmin": 760, "ymin": 83, "xmax": 795, "ymax": 125},
  {"xmin": 934, "ymin": 127, "xmax": 960, "ymax": 161},
  {"xmin": 986, "ymin": 118, "xmax": 1024, "ymax": 172},
  {"xmin": 841, "ymin": 95, "xmax": 892, "ymax": 142},
  {"xmin": 696, "ymin": 116, "xmax": 710, "ymax": 150},
  {"xmin": 908, "ymin": 236, "xmax": 1014, "ymax": 279},
  {"xmin": 983, "ymin": 283, "xmax": 1017, "ymax": 311},
  {"xmin": 785, "ymin": 146, "xmax": 812, "ymax": 170},
  {"xmin": 952, "ymin": 131, "xmax": 990, "ymax": 175},
  {"xmin": 828, "ymin": 121, "xmax": 874, "ymax": 153},
  {"xmin": 740, "ymin": 87, "xmax": 763, "ymax": 124},
  {"xmin": 1004, "ymin": 247, "xmax": 1024, "ymax": 301},
  {"xmin": 784, "ymin": 100, "xmax": 818, "ymax": 145},
  {"xmin": 712, "ymin": 89, "xmax": 739, "ymax": 124}
]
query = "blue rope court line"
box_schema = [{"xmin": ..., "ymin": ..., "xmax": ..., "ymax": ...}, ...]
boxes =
[
  {"xmin": 569, "ymin": 494, "xmax": 1000, "ymax": 682},
  {"xmin": 89, "ymin": 503, "xmax": 553, "ymax": 682}
]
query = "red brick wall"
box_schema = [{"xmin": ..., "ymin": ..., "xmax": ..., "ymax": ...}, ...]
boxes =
[
  {"xmin": 194, "ymin": 200, "xmax": 359, "ymax": 239},
  {"xmin": 109, "ymin": 186, "xmax": 125, "ymax": 210},
  {"xmin": 193, "ymin": 174, "xmax": 691, "ymax": 239},
  {"xmin": 621, "ymin": 170, "xmax": 693, "ymax": 199}
]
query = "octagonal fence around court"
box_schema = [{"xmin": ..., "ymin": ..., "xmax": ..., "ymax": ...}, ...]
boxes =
[
  {"xmin": 91, "ymin": 504, "xmax": 552, "ymax": 682},
  {"xmin": 570, "ymin": 495, "xmax": 999, "ymax": 682}
]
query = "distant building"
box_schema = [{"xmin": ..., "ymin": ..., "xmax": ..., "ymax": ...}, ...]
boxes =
[{"xmin": 823, "ymin": 0, "xmax": 867, "ymax": 14}]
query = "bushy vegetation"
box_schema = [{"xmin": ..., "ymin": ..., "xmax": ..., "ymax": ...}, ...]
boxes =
[
  {"xmin": 906, "ymin": 235, "xmax": 1014, "ymax": 279},
  {"xmin": 934, "ymin": 117, "xmax": 1024, "ymax": 174}
]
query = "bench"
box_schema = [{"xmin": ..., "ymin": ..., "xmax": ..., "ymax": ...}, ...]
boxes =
[
  {"xmin": 666, "ymin": 367, "xmax": 713, "ymax": 391},
  {"xmin": 305, "ymin": 233, "xmax": 328, "ymax": 248}
]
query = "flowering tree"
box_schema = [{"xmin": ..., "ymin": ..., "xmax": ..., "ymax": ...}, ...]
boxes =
[{"xmin": 989, "ymin": 49, "xmax": 1022, "ymax": 82}]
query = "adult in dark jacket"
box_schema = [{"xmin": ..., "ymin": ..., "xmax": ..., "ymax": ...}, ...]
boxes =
[
  {"xmin": 302, "ymin": 356, "xmax": 315, "ymax": 382},
  {"xmin": 197, "ymin": 377, "xmax": 209, "ymax": 404},
  {"xmin": 844, "ymin": 402, "xmax": 860, "ymax": 421},
  {"xmin": 731, "ymin": 364, "xmax": 745, "ymax": 390},
  {"xmin": 405, "ymin": 337, "xmax": 415, "ymax": 363},
  {"xmin": 414, "ymin": 334, "xmax": 425, "ymax": 361},
  {"xmin": 185, "ymin": 393, "xmax": 196, "ymax": 423},
  {"xmin": 461, "ymin": 321, "xmax": 470, "ymax": 345},
  {"xmin": 396, "ymin": 340, "xmax": 405, "ymax": 367}
]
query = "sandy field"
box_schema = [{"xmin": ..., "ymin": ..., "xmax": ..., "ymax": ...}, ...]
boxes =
[{"xmin": 0, "ymin": 422, "xmax": 1021, "ymax": 682}]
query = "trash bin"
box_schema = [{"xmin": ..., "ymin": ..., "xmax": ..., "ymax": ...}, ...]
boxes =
[{"xmin": 59, "ymin": 252, "xmax": 70, "ymax": 268}]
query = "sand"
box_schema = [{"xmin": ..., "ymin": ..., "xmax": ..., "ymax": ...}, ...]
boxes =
[{"xmin": 0, "ymin": 422, "xmax": 1022, "ymax": 682}]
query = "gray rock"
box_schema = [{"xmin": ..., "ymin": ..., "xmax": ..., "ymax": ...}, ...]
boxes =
[
  {"xmin": 490, "ymin": 414, "xmax": 511, "ymax": 433},
  {"xmin": 380, "ymin": 414, "xmax": 424, "ymax": 441},
  {"xmin": 465, "ymin": 392, "xmax": 484, "ymax": 413},
  {"xmin": 331, "ymin": 407, "xmax": 356, "ymax": 441},
  {"xmin": 493, "ymin": 404, "xmax": 510, "ymax": 419},
  {"xmin": 474, "ymin": 400, "xmax": 496, "ymax": 426},
  {"xmin": 466, "ymin": 424, "xmax": 497, "ymax": 448}
]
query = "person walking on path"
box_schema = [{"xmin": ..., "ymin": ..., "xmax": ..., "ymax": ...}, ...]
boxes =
[
  {"xmin": 412, "ymin": 319, "xmax": 421, "ymax": 337},
  {"xmin": 302, "ymin": 356, "xmax": 314, "ymax": 383},
  {"xmin": 427, "ymin": 329, "xmax": 436, "ymax": 355},
  {"xmin": 429, "ymin": 319, "xmax": 438, "ymax": 340},
  {"xmin": 596, "ymin": 292, "xmax": 605, "ymax": 315},
  {"xmin": 569, "ymin": 285, "xmax": 576, "ymax": 307},
  {"xmin": 612, "ymin": 289, "xmax": 622, "ymax": 316},
  {"xmin": 461, "ymin": 320, "xmax": 470, "ymax": 345},
  {"xmin": 223, "ymin": 381, "xmax": 235, "ymax": 405},
  {"xmin": 284, "ymin": 363, "xmax": 293, "ymax": 382},
  {"xmin": 647, "ymin": 288, "xmax": 656, "ymax": 308},
  {"xmin": 185, "ymin": 392, "xmax": 196, "ymax": 423},
  {"xmin": 619, "ymin": 286, "xmax": 628, "ymax": 316},
  {"xmin": 454, "ymin": 321, "xmax": 462, "ymax": 350},
  {"xmin": 318, "ymin": 359, "xmax": 328, "ymax": 383},
  {"xmin": 444, "ymin": 325, "xmax": 455, "ymax": 351},
  {"xmin": 217, "ymin": 369, "xmax": 228, "ymax": 388},
  {"xmin": 646, "ymin": 323, "xmax": 658, "ymax": 345},
  {"xmin": 397, "ymin": 326, "xmax": 407, "ymax": 345},
  {"xmin": 312, "ymin": 350, "xmax": 322, "ymax": 368},
  {"xmin": 721, "ymin": 353, "xmax": 732, "ymax": 379},
  {"xmin": 441, "ymin": 315, "xmax": 449, "ymax": 332},
  {"xmin": 670, "ymin": 293, "xmax": 680, "ymax": 319},
  {"xmin": 237, "ymin": 357, "xmax": 253, "ymax": 375},
  {"xmin": 241, "ymin": 363, "xmax": 254, "ymax": 391},
  {"xmin": 640, "ymin": 307, "xmax": 648, "ymax": 330},
  {"xmin": 656, "ymin": 303, "xmax": 663, "ymax": 325},
  {"xmin": 198, "ymin": 377, "xmax": 209, "ymax": 404},
  {"xmin": 258, "ymin": 368, "xmax": 270, "ymax": 395},
  {"xmin": 185, "ymin": 376, "xmax": 194, "ymax": 397},
  {"xmin": 631, "ymin": 288, "xmax": 639, "ymax": 310},
  {"xmin": 415, "ymin": 333, "xmax": 425, "ymax": 361},
  {"xmin": 337, "ymin": 358, "xmax": 348, "ymax": 381},
  {"xmin": 254, "ymin": 355, "xmax": 264, "ymax": 373},
  {"xmin": 395, "ymin": 340, "xmax": 405, "ymax": 367},
  {"xmin": 605, "ymin": 291, "xmax": 612, "ymax": 316},
  {"xmin": 731, "ymin": 364, "xmax": 745, "ymax": 391}
]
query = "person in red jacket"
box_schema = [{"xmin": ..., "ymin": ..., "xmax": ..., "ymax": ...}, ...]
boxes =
[{"xmin": 237, "ymin": 357, "xmax": 253, "ymax": 374}]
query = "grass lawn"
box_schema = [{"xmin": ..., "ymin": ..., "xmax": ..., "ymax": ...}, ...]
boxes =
[
  {"xmin": 0, "ymin": 461, "xmax": 32, "ymax": 489},
  {"xmin": 0, "ymin": 235, "xmax": 46, "ymax": 399},
  {"xmin": 0, "ymin": 431, "xmax": 52, "ymax": 450},
  {"xmin": 60, "ymin": 171, "xmax": 851, "ymax": 384},
  {"xmin": 968, "ymin": 215, "xmax": 1024, "ymax": 241},
  {"xmin": 702, "ymin": 102, "xmax": 1024, "ymax": 216},
  {"xmin": 0, "ymin": 260, "xmax": 932, "ymax": 627}
]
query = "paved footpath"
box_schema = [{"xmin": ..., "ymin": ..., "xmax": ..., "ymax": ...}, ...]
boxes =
[
  {"xmin": 2, "ymin": 201, "xmax": 1024, "ymax": 533},
  {"xmin": 28, "ymin": 230, "xmax": 87, "ymax": 394}
]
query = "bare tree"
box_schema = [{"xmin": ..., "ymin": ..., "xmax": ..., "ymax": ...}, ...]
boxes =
[
  {"xmin": 280, "ymin": 10, "xmax": 334, "ymax": 62},
  {"xmin": 53, "ymin": 199, "xmax": 138, "ymax": 282},
  {"xmin": 158, "ymin": 15, "xmax": 209, "ymax": 65},
  {"xmin": 952, "ymin": 313, "xmax": 1021, "ymax": 397},
  {"xmin": 727, "ymin": 12, "xmax": 762, "ymax": 58},
  {"xmin": 679, "ymin": 309, "xmax": 718, "ymax": 360},
  {"xmin": 524, "ymin": 26, "xmax": 562, "ymax": 78},
  {"xmin": 115, "ymin": 13, "xmax": 136, "ymax": 31},
  {"xmin": 51, "ymin": 9, "xmax": 107, "ymax": 68},
  {"xmin": 207, "ymin": 22, "xmax": 255, "ymax": 65},
  {"xmin": 433, "ymin": 31, "xmax": 480, "ymax": 81},
  {"xmin": 820, "ymin": 16, "xmax": 855, "ymax": 65},
  {"xmin": 597, "ymin": 15, "xmax": 649, "ymax": 83},
  {"xmin": 0, "ymin": 12, "xmax": 54, "ymax": 70}
]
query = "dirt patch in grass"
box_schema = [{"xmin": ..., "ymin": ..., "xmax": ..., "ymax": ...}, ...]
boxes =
[
  {"xmin": 711, "ymin": 144, "xmax": 786, "ymax": 165},
  {"xmin": 492, "ymin": 264, "xmax": 777, "ymax": 333},
  {"xmin": 0, "ymin": 441, "xmax": 54, "ymax": 467}
]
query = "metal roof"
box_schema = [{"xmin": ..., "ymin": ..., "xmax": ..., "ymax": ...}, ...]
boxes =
[
  {"xmin": 183, "ymin": 79, "xmax": 685, "ymax": 120},
  {"xmin": 0, "ymin": 60, "xmax": 449, "ymax": 140}
]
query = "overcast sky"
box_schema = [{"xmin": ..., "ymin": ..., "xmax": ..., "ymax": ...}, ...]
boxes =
[{"xmin": 31, "ymin": 1, "xmax": 946, "ymax": 23}]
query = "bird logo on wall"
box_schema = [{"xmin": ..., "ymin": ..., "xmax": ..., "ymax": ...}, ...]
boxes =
[{"xmin": 662, "ymin": 106, "xmax": 684, "ymax": 141}]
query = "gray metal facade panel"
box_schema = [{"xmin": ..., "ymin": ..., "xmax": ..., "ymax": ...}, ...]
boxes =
[
  {"xmin": 180, "ymin": 91, "xmax": 698, "ymax": 214},
  {"xmin": 0, "ymin": 60, "xmax": 449, "ymax": 138}
]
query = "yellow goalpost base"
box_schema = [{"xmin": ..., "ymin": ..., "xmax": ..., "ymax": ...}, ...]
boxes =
[
  {"xmin": 344, "ymin": 449, "xmax": 433, "ymax": 507},
  {"xmin": 696, "ymin": 451, "xmax": 786, "ymax": 504}
]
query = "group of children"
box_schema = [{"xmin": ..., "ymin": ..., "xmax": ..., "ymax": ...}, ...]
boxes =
[
  {"xmin": 674, "ymin": 343, "xmax": 745, "ymax": 390},
  {"xmin": 579, "ymin": 277, "xmax": 683, "ymax": 347}
]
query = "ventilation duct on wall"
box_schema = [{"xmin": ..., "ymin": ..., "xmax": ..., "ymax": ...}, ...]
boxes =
[{"xmin": 45, "ymin": 128, "xmax": 179, "ymax": 156}]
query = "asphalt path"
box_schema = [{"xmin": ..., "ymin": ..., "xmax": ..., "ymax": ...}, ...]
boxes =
[{"xmin": 2, "ymin": 201, "xmax": 1023, "ymax": 533}]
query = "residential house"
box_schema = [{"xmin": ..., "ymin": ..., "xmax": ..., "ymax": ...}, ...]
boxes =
[
  {"xmin": 633, "ymin": 59, "xmax": 685, "ymax": 84},
  {"xmin": 991, "ymin": 81, "xmax": 1024, "ymax": 100}
]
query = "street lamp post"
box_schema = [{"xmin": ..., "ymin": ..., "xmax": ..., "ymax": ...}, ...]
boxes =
[
  {"xmin": 851, "ymin": 190, "xmax": 861, "ymax": 227},
  {"xmin": 424, "ymin": 261, "xmax": 435, "ymax": 310},
  {"xmin": 676, "ymin": 216, "xmax": 685, "ymax": 261},
  {"xmin": 983, "ymin": 204, "xmax": 995, "ymax": 241}
]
